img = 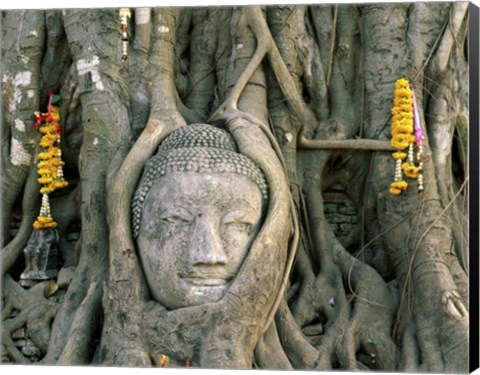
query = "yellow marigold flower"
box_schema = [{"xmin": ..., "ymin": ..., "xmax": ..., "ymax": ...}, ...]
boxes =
[
  {"xmin": 39, "ymin": 123, "xmax": 57, "ymax": 134},
  {"xmin": 393, "ymin": 112, "xmax": 413, "ymax": 121},
  {"xmin": 38, "ymin": 151, "xmax": 56, "ymax": 160},
  {"xmin": 398, "ymin": 118, "xmax": 414, "ymax": 127},
  {"xmin": 394, "ymin": 98, "xmax": 413, "ymax": 106},
  {"xmin": 44, "ymin": 134, "xmax": 57, "ymax": 142},
  {"xmin": 43, "ymin": 221, "xmax": 57, "ymax": 229},
  {"xmin": 392, "ymin": 152, "xmax": 407, "ymax": 160},
  {"xmin": 391, "ymin": 134, "xmax": 413, "ymax": 150},
  {"xmin": 55, "ymin": 181, "xmax": 69, "ymax": 189},
  {"xmin": 37, "ymin": 168, "xmax": 52, "ymax": 176},
  {"xmin": 396, "ymin": 88, "xmax": 412, "ymax": 98},
  {"xmin": 40, "ymin": 139, "xmax": 56, "ymax": 148},
  {"xmin": 392, "ymin": 125, "xmax": 414, "ymax": 135},
  {"xmin": 390, "ymin": 187, "xmax": 402, "ymax": 195},
  {"xmin": 38, "ymin": 177, "xmax": 53, "ymax": 184},
  {"xmin": 402, "ymin": 163, "xmax": 420, "ymax": 178},
  {"xmin": 38, "ymin": 216, "xmax": 53, "ymax": 223},
  {"xmin": 395, "ymin": 78, "xmax": 409, "ymax": 87},
  {"xmin": 40, "ymin": 186, "xmax": 55, "ymax": 194},
  {"xmin": 393, "ymin": 134, "xmax": 415, "ymax": 144},
  {"xmin": 391, "ymin": 139, "xmax": 409, "ymax": 150},
  {"xmin": 33, "ymin": 217, "xmax": 57, "ymax": 229},
  {"xmin": 391, "ymin": 180, "xmax": 408, "ymax": 191},
  {"xmin": 398, "ymin": 104, "xmax": 413, "ymax": 112}
]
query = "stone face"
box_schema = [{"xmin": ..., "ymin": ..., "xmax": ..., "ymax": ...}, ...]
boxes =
[
  {"xmin": 137, "ymin": 172, "xmax": 263, "ymax": 310},
  {"xmin": 134, "ymin": 124, "xmax": 268, "ymax": 310}
]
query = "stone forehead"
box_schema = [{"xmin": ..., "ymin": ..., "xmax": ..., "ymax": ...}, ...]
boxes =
[{"xmin": 131, "ymin": 124, "xmax": 269, "ymax": 238}]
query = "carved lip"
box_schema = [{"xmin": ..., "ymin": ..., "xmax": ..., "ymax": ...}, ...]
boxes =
[
  {"xmin": 180, "ymin": 271, "xmax": 231, "ymax": 287},
  {"xmin": 182, "ymin": 277, "xmax": 227, "ymax": 287}
]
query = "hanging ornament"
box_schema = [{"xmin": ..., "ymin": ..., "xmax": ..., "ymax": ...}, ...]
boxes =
[
  {"xmin": 411, "ymin": 85, "xmax": 424, "ymax": 193},
  {"xmin": 20, "ymin": 91, "xmax": 68, "ymax": 286},
  {"xmin": 389, "ymin": 78, "xmax": 424, "ymax": 195},
  {"xmin": 33, "ymin": 93, "xmax": 68, "ymax": 228},
  {"xmin": 389, "ymin": 78, "xmax": 413, "ymax": 195},
  {"xmin": 119, "ymin": 8, "xmax": 131, "ymax": 60}
]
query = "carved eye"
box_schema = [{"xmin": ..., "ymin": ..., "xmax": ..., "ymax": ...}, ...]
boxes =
[
  {"xmin": 224, "ymin": 222, "xmax": 252, "ymax": 233},
  {"xmin": 222, "ymin": 211, "xmax": 255, "ymax": 233},
  {"xmin": 160, "ymin": 207, "xmax": 193, "ymax": 225}
]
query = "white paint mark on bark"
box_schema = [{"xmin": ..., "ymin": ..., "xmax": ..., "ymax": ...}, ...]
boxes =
[
  {"xmin": 21, "ymin": 55, "xmax": 29, "ymax": 64},
  {"xmin": 91, "ymin": 72, "xmax": 101, "ymax": 82},
  {"xmin": 10, "ymin": 71, "xmax": 32, "ymax": 112},
  {"xmin": 285, "ymin": 132, "xmax": 293, "ymax": 143},
  {"xmin": 10, "ymin": 138, "xmax": 31, "ymax": 166},
  {"xmin": 14, "ymin": 71, "xmax": 32, "ymax": 86},
  {"xmin": 136, "ymin": 8, "xmax": 151, "ymax": 25},
  {"xmin": 27, "ymin": 90, "xmax": 35, "ymax": 98},
  {"xmin": 29, "ymin": 30, "xmax": 39, "ymax": 37},
  {"xmin": 77, "ymin": 56, "xmax": 105, "ymax": 91},
  {"xmin": 14, "ymin": 119, "xmax": 26, "ymax": 132},
  {"xmin": 158, "ymin": 26, "xmax": 170, "ymax": 33},
  {"xmin": 236, "ymin": 44, "xmax": 244, "ymax": 50},
  {"xmin": 76, "ymin": 56, "xmax": 100, "ymax": 76},
  {"xmin": 93, "ymin": 137, "xmax": 99, "ymax": 146}
]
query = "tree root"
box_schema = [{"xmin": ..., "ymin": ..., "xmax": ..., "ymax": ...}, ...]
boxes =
[
  {"xmin": 334, "ymin": 243, "xmax": 399, "ymax": 370},
  {"xmin": 1, "ymin": 165, "xmax": 39, "ymax": 276},
  {"xmin": 254, "ymin": 321, "xmax": 293, "ymax": 369},
  {"xmin": 2, "ymin": 275, "xmax": 59, "ymax": 359},
  {"xmin": 57, "ymin": 281, "xmax": 102, "ymax": 364},
  {"xmin": 275, "ymin": 299, "xmax": 319, "ymax": 369},
  {"xmin": 299, "ymin": 138, "xmax": 394, "ymax": 151}
]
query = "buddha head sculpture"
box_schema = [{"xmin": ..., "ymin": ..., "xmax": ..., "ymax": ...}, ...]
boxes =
[{"xmin": 132, "ymin": 124, "xmax": 268, "ymax": 309}]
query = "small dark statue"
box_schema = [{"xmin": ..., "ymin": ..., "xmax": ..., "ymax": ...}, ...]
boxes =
[{"xmin": 20, "ymin": 228, "xmax": 59, "ymax": 287}]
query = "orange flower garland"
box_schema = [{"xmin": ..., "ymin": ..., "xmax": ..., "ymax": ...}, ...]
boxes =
[
  {"xmin": 33, "ymin": 94, "xmax": 68, "ymax": 229},
  {"xmin": 389, "ymin": 78, "xmax": 424, "ymax": 194},
  {"xmin": 390, "ymin": 79, "xmax": 413, "ymax": 195}
]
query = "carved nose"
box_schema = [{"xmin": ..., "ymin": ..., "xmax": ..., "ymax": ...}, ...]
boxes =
[{"xmin": 190, "ymin": 215, "xmax": 228, "ymax": 265}]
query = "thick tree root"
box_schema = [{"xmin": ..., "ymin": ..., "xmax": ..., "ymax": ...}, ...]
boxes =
[
  {"xmin": 275, "ymin": 299, "xmax": 319, "ymax": 369},
  {"xmin": 254, "ymin": 321, "xmax": 293, "ymax": 369},
  {"xmin": 2, "ymin": 275, "xmax": 59, "ymax": 361},
  {"xmin": 57, "ymin": 282, "xmax": 101, "ymax": 364}
]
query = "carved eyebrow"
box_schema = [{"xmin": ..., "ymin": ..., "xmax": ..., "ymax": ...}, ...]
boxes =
[{"xmin": 222, "ymin": 206, "xmax": 259, "ymax": 224}]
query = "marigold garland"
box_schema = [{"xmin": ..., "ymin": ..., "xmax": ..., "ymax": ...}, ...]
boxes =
[
  {"xmin": 32, "ymin": 92, "xmax": 68, "ymax": 229},
  {"xmin": 390, "ymin": 78, "xmax": 424, "ymax": 195}
]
